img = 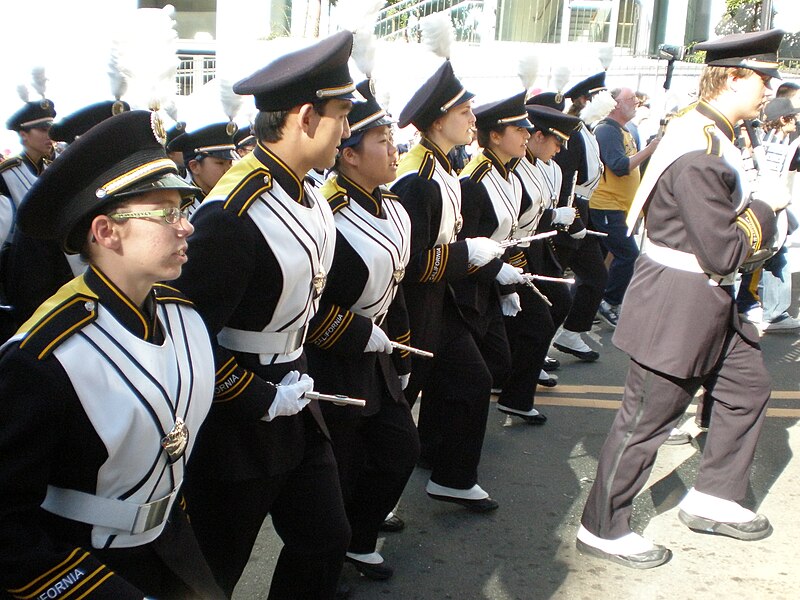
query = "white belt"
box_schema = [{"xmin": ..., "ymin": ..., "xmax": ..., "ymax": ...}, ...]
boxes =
[
  {"xmin": 643, "ymin": 239, "xmax": 735, "ymax": 286},
  {"xmin": 218, "ymin": 325, "xmax": 307, "ymax": 355},
  {"xmin": 42, "ymin": 485, "xmax": 177, "ymax": 535},
  {"xmin": 574, "ymin": 184, "xmax": 595, "ymax": 200}
]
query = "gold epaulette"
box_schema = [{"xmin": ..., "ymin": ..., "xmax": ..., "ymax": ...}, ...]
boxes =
[
  {"xmin": 221, "ymin": 167, "xmax": 273, "ymax": 217},
  {"xmin": 153, "ymin": 283, "xmax": 194, "ymax": 307},
  {"xmin": 17, "ymin": 278, "xmax": 99, "ymax": 360},
  {"xmin": 381, "ymin": 188, "xmax": 401, "ymax": 203},
  {"xmin": 460, "ymin": 154, "xmax": 492, "ymax": 184},
  {"xmin": 0, "ymin": 157, "xmax": 21, "ymax": 174},
  {"xmin": 321, "ymin": 177, "xmax": 349, "ymax": 213},
  {"xmin": 703, "ymin": 124, "xmax": 722, "ymax": 157},
  {"xmin": 395, "ymin": 144, "xmax": 435, "ymax": 181}
]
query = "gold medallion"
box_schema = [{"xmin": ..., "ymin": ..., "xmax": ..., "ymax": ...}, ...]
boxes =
[
  {"xmin": 161, "ymin": 417, "xmax": 189, "ymax": 463},
  {"xmin": 392, "ymin": 266, "xmax": 405, "ymax": 283},
  {"xmin": 312, "ymin": 270, "xmax": 327, "ymax": 297},
  {"xmin": 150, "ymin": 112, "xmax": 167, "ymax": 146}
]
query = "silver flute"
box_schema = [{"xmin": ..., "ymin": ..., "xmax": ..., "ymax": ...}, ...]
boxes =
[{"xmin": 304, "ymin": 391, "xmax": 366, "ymax": 407}]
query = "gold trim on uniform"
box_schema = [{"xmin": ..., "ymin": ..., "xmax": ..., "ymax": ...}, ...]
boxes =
[
  {"xmin": 316, "ymin": 82, "xmax": 357, "ymax": 99},
  {"xmin": 95, "ymin": 158, "xmax": 175, "ymax": 199},
  {"xmin": 441, "ymin": 88, "xmax": 467, "ymax": 112}
]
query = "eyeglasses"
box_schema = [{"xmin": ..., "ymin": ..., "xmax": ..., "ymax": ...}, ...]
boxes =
[{"xmin": 110, "ymin": 206, "xmax": 189, "ymax": 225}]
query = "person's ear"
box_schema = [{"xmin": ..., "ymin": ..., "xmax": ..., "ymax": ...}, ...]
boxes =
[
  {"xmin": 340, "ymin": 146, "xmax": 358, "ymax": 168},
  {"xmin": 90, "ymin": 215, "xmax": 123, "ymax": 251},
  {"xmin": 297, "ymin": 103, "xmax": 317, "ymax": 134}
]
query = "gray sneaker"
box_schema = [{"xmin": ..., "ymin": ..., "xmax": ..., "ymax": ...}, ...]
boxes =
[{"xmin": 597, "ymin": 301, "xmax": 619, "ymax": 328}]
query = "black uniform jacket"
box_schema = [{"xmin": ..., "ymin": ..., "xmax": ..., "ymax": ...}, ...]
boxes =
[
  {"xmin": 305, "ymin": 174, "xmax": 411, "ymax": 418},
  {"xmin": 613, "ymin": 103, "xmax": 777, "ymax": 378},
  {"xmin": 390, "ymin": 138, "xmax": 471, "ymax": 353},
  {"xmin": 0, "ymin": 268, "xmax": 219, "ymax": 599},
  {"xmin": 173, "ymin": 143, "xmax": 331, "ymax": 481}
]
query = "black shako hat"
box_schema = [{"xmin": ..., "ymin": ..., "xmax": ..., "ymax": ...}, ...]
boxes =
[
  {"xmin": 695, "ymin": 29, "xmax": 784, "ymax": 80},
  {"xmin": 398, "ymin": 61, "xmax": 475, "ymax": 130},
  {"xmin": 18, "ymin": 110, "xmax": 199, "ymax": 254},
  {"xmin": 526, "ymin": 105, "xmax": 581, "ymax": 142},
  {"xmin": 525, "ymin": 92, "xmax": 565, "ymax": 112},
  {"xmin": 6, "ymin": 99, "xmax": 57, "ymax": 131},
  {"xmin": 233, "ymin": 123, "xmax": 255, "ymax": 149},
  {"xmin": 234, "ymin": 30, "xmax": 359, "ymax": 111},
  {"xmin": 763, "ymin": 97, "xmax": 799, "ymax": 122},
  {"xmin": 49, "ymin": 100, "xmax": 131, "ymax": 144},
  {"xmin": 564, "ymin": 72, "xmax": 607, "ymax": 100},
  {"xmin": 168, "ymin": 122, "xmax": 238, "ymax": 164},
  {"xmin": 165, "ymin": 121, "xmax": 186, "ymax": 148},
  {"xmin": 474, "ymin": 92, "xmax": 532, "ymax": 131},
  {"xmin": 341, "ymin": 79, "xmax": 395, "ymax": 149}
]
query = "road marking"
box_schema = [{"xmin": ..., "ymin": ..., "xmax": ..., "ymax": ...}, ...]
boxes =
[{"xmin": 540, "ymin": 385, "xmax": 800, "ymax": 400}]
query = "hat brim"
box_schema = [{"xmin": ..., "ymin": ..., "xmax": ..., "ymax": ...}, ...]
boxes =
[{"xmin": 112, "ymin": 172, "xmax": 200, "ymax": 200}]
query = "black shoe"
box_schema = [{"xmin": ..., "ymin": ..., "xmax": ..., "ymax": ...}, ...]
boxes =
[
  {"xmin": 663, "ymin": 431, "xmax": 692, "ymax": 445},
  {"xmin": 379, "ymin": 514, "xmax": 405, "ymax": 532},
  {"xmin": 426, "ymin": 492, "xmax": 499, "ymax": 513},
  {"xmin": 678, "ymin": 510, "xmax": 773, "ymax": 541},
  {"xmin": 537, "ymin": 374, "xmax": 557, "ymax": 388},
  {"xmin": 345, "ymin": 556, "xmax": 394, "ymax": 580},
  {"xmin": 553, "ymin": 342, "xmax": 600, "ymax": 362},
  {"xmin": 575, "ymin": 539, "xmax": 672, "ymax": 569},
  {"xmin": 497, "ymin": 404, "xmax": 548, "ymax": 424},
  {"xmin": 544, "ymin": 356, "xmax": 560, "ymax": 371}
]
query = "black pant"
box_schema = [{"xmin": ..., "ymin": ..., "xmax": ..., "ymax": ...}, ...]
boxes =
[
  {"xmin": 324, "ymin": 399, "xmax": 420, "ymax": 553},
  {"xmin": 557, "ymin": 235, "xmax": 608, "ymax": 333},
  {"xmin": 183, "ymin": 434, "xmax": 350, "ymax": 599},
  {"xmin": 581, "ymin": 330, "xmax": 770, "ymax": 539},
  {"xmin": 405, "ymin": 306, "xmax": 492, "ymax": 489}
]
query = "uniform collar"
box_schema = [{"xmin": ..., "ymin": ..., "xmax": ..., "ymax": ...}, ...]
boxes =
[
  {"xmin": 483, "ymin": 148, "xmax": 511, "ymax": 180},
  {"xmin": 420, "ymin": 137, "xmax": 453, "ymax": 173},
  {"xmin": 84, "ymin": 266, "xmax": 161, "ymax": 343},
  {"xmin": 696, "ymin": 101, "xmax": 736, "ymax": 142},
  {"xmin": 253, "ymin": 142, "xmax": 307, "ymax": 205},
  {"xmin": 21, "ymin": 152, "xmax": 47, "ymax": 176},
  {"xmin": 524, "ymin": 147, "xmax": 537, "ymax": 165},
  {"xmin": 336, "ymin": 173, "xmax": 384, "ymax": 217}
]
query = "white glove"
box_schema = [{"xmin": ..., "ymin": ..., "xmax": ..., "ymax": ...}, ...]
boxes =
[
  {"xmin": 753, "ymin": 174, "xmax": 791, "ymax": 212},
  {"xmin": 500, "ymin": 292, "xmax": 522, "ymax": 317},
  {"xmin": 398, "ymin": 373, "xmax": 410, "ymax": 390},
  {"xmin": 571, "ymin": 227, "xmax": 587, "ymax": 240},
  {"xmin": 495, "ymin": 263, "xmax": 525, "ymax": 285},
  {"xmin": 364, "ymin": 323, "xmax": 393, "ymax": 354},
  {"xmin": 262, "ymin": 370, "xmax": 314, "ymax": 421},
  {"xmin": 466, "ymin": 237, "xmax": 504, "ymax": 267},
  {"xmin": 552, "ymin": 207, "xmax": 576, "ymax": 226}
]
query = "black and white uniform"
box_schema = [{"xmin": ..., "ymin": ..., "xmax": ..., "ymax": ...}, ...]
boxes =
[
  {"xmin": 306, "ymin": 174, "xmax": 419, "ymax": 555},
  {"xmin": 174, "ymin": 143, "xmax": 350, "ymax": 598},
  {"xmin": 390, "ymin": 137, "xmax": 493, "ymax": 490},
  {"xmin": 0, "ymin": 267, "xmax": 222, "ymax": 599},
  {"xmin": 581, "ymin": 101, "xmax": 777, "ymax": 539},
  {"xmin": 454, "ymin": 149, "xmax": 519, "ymax": 385},
  {"xmin": 498, "ymin": 151, "xmax": 573, "ymax": 412},
  {"xmin": 553, "ymin": 122, "xmax": 609, "ymax": 333}
]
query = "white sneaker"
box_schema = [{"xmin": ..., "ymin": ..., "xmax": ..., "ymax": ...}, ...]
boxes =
[
  {"xmin": 553, "ymin": 329, "xmax": 600, "ymax": 362},
  {"xmin": 763, "ymin": 314, "xmax": 800, "ymax": 333},
  {"xmin": 678, "ymin": 488, "xmax": 756, "ymax": 523}
]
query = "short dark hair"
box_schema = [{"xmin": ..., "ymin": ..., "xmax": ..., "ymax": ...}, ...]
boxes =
[
  {"xmin": 776, "ymin": 81, "xmax": 800, "ymax": 98},
  {"xmin": 253, "ymin": 99, "xmax": 331, "ymax": 144}
]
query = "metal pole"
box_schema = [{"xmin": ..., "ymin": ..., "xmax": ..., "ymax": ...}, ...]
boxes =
[{"xmin": 762, "ymin": 0, "xmax": 773, "ymax": 30}]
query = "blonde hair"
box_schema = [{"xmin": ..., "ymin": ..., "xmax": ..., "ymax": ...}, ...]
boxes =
[{"xmin": 698, "ymin": 66, "xmax": 754, "ymax": 102}]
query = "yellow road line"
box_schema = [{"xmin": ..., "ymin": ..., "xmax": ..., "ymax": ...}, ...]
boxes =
[{"xmin": 536, "ymin": 396, "xmax": 800, "ymax": 417}]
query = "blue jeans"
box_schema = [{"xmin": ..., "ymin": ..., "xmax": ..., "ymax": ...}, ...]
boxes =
[{"xmin": 589, "ymin": 208, "xmax": 639, "ymax": 306}]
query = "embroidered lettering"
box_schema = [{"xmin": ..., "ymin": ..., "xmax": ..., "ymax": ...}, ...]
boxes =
[
  {"xmin": 426, "ymin": 248, "xmax": 443, "ymax": 282},
  {"xmin": 314, "ymin": 314, "xmax": 344, "ymax": 344},
  {"xmin": 215, "ymin": 373, "xmax": 240, "ymax": 395},
  {"xmin": 38, "ymin": 568, "xmax": 85, "ymax": 599}
]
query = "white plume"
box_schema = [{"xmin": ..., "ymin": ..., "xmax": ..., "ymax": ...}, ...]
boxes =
[
  {"xmin": 598, "ymin": 45, "xmax": 614, "ymax": 70},
  {"xmin": 17, "ymin": 85, "xmax": 29, "ymax": 103},
  {"xmin": 580, "ymin": 89, "xmax": 616, "ymax": 125},
  {"xmin": 163, "ymin": 99, "xmax": 180, "ymax": 123},
  {"xmin": 219, "ymin": 79, "xmax": 242, "ymax": 123},
  {"xmin": 335, "ymin": 0, "xmax": 385, "ymax": 33},
  {"xmin": 109, "ymin": 5, "xmax": 179, "ymax": 111},
  {"xmin": 352, "ymin": 28, "xmax": 377, "ymax": 78},
  {"xmin": 553, "ymin": 66, "xmax": 570, "ymax": 93},
  {"xmin": 518, "ymin": 53, "xmax": 539, "ymax": 92},
  {"xmin": 31, "ymin": 67, "xmax": 47, "ymax": 98},
  {"xmin": 421, "ymin": 12, "xmax": 454, "ymax": 59}
]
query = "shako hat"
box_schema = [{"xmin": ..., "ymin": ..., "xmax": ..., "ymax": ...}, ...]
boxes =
[
  {"xmin": 168, "ymin": 122, "xmax": 238, "ymax": 164},
  {"xmin": 525, "ymin": 92, "xmax": 565, "ymax": 112},
  {"xmin": 18, "ymin": 110, "xmax": 199, "ymax": 254},
  {"xmin": 526, "ymin": 105, "xmax": 581, "ymax": 142},
  {"xmin": 398, "ymin": 61, "xmax": 474, "ymax": 130},
  {"xmin": 6, "ymin": 99, "xmax": 57, "ymax": 131},
  {"xmin": 695, "ymin": 29, "xmax": 784, "ymax": 80},
  {"xmin": 341, "ymin": 79, "xmax": 395, "ymax": 149},
  {"xmin": 234, "ymin": 30, "xmax": 359, "ymax": 111},
  {"xmin": 564, "ymin": 72, "xmax": 607, "ymax": 100},
  {"xmin": 474, "ymin": 92, "xmax": 532, "ymax": 131},
  {"xmin": 49, "ymin": 100, "xmax": 130, "ymax": 144},
  {"xmin": 763, "ymin": 97, "xmax": 799, "ymax": 122},
  {"xmin": 233, "ymin": 123, "xmax": 255, "ymax": 149}
]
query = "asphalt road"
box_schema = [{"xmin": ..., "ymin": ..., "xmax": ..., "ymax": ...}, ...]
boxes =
[{"xmin": 233, "ymin": 279, "xmax": 800, "ymax": 600}]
